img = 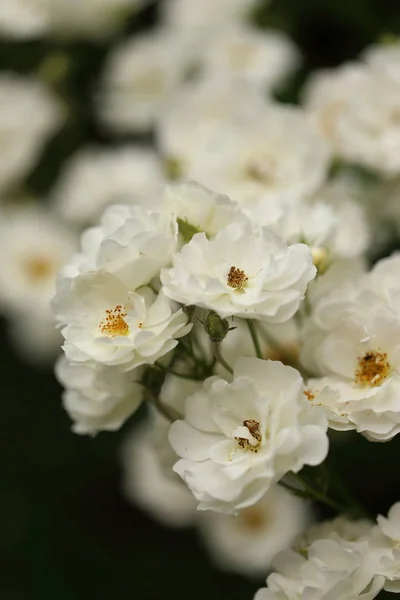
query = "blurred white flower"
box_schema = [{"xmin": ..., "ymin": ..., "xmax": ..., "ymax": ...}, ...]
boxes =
[
  {"xmin": 53, "ymin": 273, "xmax": 190, "ymax": 370},
  {"xmin": 296, "ymin": 516, "xmax": 374, "ymax": 550},
  {"xmin": 304, "ymin": 62, "xmax": 400, "ymax": 176},
  {"xmin": 98, "ymin": 29, "xmax": 192, "ymax": 133},
  {"xmin": 55, "ymin": 356, "xmax": 143, "ymax": 434},
  {"xmin": 312, "ymin": 176, "xmax": 371, "ymax": 260},
  {"xmin": 363, "ymin": 38, "xmax": 400, "ymax": 83},
  {"xmin": 255, "ymin": 537, "xmax": 384, "ymax": 600},
  {"xmin": 375, "ymin": 502, "xmax": 400, "ymax": 592},
  {"xmin": 169, "ymin": 358, "xmax": 328, "ymax": 513},
  {"xmin": 186, "ymin": 102, "xmax": 331, "ymax": 207},
  {"xmin": 361, "ymin": 253, "xmax": 400, "ymax": 310},
  {"xmin": 0, "ymin": 205, "xmax": 76, "ymax": 316},
  {"xmin": 66, "ymin": 203, "xmax": 178, "ymax": 288},
  {"xmin": 160, "ymin": 0, "xmax": 260, "ymax": 35},
  {"xmin": 0, "ymin": 74, "xmax": 63, "ymax": 193},
  {"xmin": 198, "ymin": 25, "xmax": 300, "ymax": 92},
  {"xmin": 121, "ymin": 409, "xmax": 198, "ymax": 527},
  {"xmin": 0, "ymin": 205, "xmax": 76, "ymax": 362},
  {"xmin": 162, "ymin": 221, "xmax": 316, "ymax": 322},
  {"xmin": 244, "ymin": 181, "xmax": 369, "ymax": 274},
  {"xmin": 377, "ymin": 502, "xmax": 400, "ymax": 543},
  {"xmin": 199, "ymin": 485, "xmax": 312, "ymax": 576},
  {"xmin": 52, "ymin": 146, "xmax": 165, "ymax": 227},
  {"xmin": 0, "ymin": 0, "xmax": 151, "ymax": 40},
  {"xmin": 158, "ymin": 78, "xmax": 267, "ymax": 180}
]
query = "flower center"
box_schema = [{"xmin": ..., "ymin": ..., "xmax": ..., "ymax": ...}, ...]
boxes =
[
  {"xmin": 239, "ymin": 506, "xmax": 268, "ymax": 531},
  {"xmin": 23, "ymin": 256, "xmax": 55, "ymax": 283},
  {"xmin": 354, "ymin": 350, "xmax": 391, "ymax": 387},
  {"xmin": 99, "ymin": 305, "xmax": 129, "ymax": 338},
  {"xmin": 228, "ymin": 43, "xmax": 255, "ymax": 68},
  {"xmin": 227, "ymin": 266, "xmax": 248, "ymax": 290},
  {"xmin": 245, "ymin": 159, "xmax": 276, "ymax": 184},
  {"xmin": 304, "ymin": 389, "xmax": 316, "ymax": 402},
  {"xmin": 135, "ymin": 70, "xmax": 165, "ymax": 97},
  {"xmin": 311, "ymin": 246, "xmax": 331, "ymax": 275},
  {"xmin": 235, "ymin": 419, "xmax": 262, "ymax": 452},
  {"xmin": 320, "ymin": 100, "xmax": 347, "ymax": 140}
]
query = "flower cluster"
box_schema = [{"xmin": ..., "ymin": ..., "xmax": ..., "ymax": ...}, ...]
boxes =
[
  {"xmin": 2, "ymin": 0, "xmax": 400, "ymax": 592},
  {"xmin": 255, "ymin": 503, "xmax": 400, "ymax": 599}
]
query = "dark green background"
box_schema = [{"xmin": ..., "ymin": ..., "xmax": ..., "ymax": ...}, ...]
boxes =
[{"xmin": 1, "ymin": 1, "xmax": 400, "ymax": 598}]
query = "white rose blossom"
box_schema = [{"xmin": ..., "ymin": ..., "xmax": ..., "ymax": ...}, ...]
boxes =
[
  {"xmin": 255, "ymin": 537, "xmax": 385, "ymax": 600},
  {"xmin": 244, "ymin": 198, "xmax": 366, "ymax": 274},
  {"xmin": 198, "ymin": 25, "xmax": 300, "ymax": 92},
  {"xmin": 0, "ymin": 74, "xmax": 63, "ymax": 194},
  {"xmin": 55, "ymin": 356, "xmax": 143, "ymax": 435},
  {"xmin": 0, "ymin": 205, "xmax": 77, "ymax": 362},
  {"xmin": 162, "ymin": 221, "xmax": 316, "ymax": 322},
  {"xmin": 304, "ymin": 60, "xmax": 400, "ymax": 176},
  {"xmin": 160, "ymin": 0, "xmax": 260, "ymax": 35},
  {"xmin": 157, "ymin": 78, "xmax": 267, "ymax": 181},
  {"xmin": 199, "ymin": 484, "xmax": 312, "ymax": 576},
  {"xmin": 302, "ymin": 256, "xmax": 400, "ymax": 441},
  {"xmin": 66, "ymin": 202, "xmax": 178, "ymax": 288},
  {"xmin": 169, "ymin": 358, "xmax": 329, "ymax": 513},
  {"xmin": 185, "ymin": 102, "xmax": 331, "ymax": 207},
  {"xmin": 52, "ymin": 146, "xmax": 165, "ymax": 226},
  {"xmin": 295, "ymin": 516, "xmax": 374, "ymax": 550},
  {"xmin": 375, "ymin": 502, "xmax": 400, "ymax": 592},
  {"xmin": 121, "ymin": 374, "xmax": 203, "ymax": 525},
  {"xmin": 53, "ymin": 273, "xmax": 190, "ymax": 370},
  {"xmin": 98, "ymin": 29, "xmax": 193, "ymax": 133},
  {"xmin": 363, "ymin": 39, "xmax": 400, "ymax": 83},
  {"xmin": 121, "ymin": 409, "xmax": 198, "ymax": 527}
]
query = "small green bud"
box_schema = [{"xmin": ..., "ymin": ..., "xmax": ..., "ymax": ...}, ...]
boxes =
[
  {"xmin": 164, "ymin": 156, "xmax": 183, "ymax": 181},
  {"xmin": 311, "ymin": 246, "xmax": 331, "ymax": 275},
  {"xmin": 204, "ymin": 311, "xmax": 230, "ymax": 343}
]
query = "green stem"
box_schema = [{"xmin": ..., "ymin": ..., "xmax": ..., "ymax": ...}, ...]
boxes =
[
  {"xmin": 145, "ymin": 389, "xmax": 180, "ymax": 423},
  {"xmin": 212, "ymin": 343, "xmax": 233, "ymax": 374},
  {"xmin": 247, "ymin": 320, "xmax": 263, "ymax": 359},
  {"xmin": 282, "ymin": 471, "xmax": 368, "ymax": 519}
]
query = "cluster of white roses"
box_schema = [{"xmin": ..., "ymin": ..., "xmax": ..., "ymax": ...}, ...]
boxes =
[
  {"xmin": 2, "ymin": 0, "xmax": 400, "ymax": 592},
  {"xmin": 256, "ymin": 503, "xmax": 400, "ymax": 599}
]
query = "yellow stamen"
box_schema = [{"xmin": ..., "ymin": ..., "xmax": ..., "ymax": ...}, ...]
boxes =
[
  {"xmin": 354, "ymin": 350, "xmax": 391, "ymax": 387},
  {"xmin": 227, "ymin": 266, "xmax": 248, "ymax": 290},
  {"xmin": 235, "ymin": 419, "xmax": 261, "ymax": 452},
  {"xmin": 23, "ymin": 257, "xmax": 54, "ymax": 283},
  {"xmin": 99, "ymin": 305, "xmax": 129, "ymax": 338}
]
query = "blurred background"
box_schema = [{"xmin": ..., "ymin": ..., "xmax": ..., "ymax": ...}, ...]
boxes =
[{"xmin": 1, "ymin": 0, "xmax": 400, "ymax": 598}]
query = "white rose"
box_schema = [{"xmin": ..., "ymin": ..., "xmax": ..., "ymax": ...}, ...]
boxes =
[
  {"xmin": 162, "ymin": 221, "xmax": 316, "ymax": 322},
  {"xmin": 52, "ymin": 146, "xmax": 165, "ymax": 227},
  {"xmin": 169, "ymin": 358, "xmax": 328, "ymax": 513},
  {"xmin": 0, "ymin": 74, "xmax": 63, "ymax": 193},
  {"xmin": 68, "ymin": 203, "xmax": 178, "ymax": 289},
  {"xmin": 199, "ymin": 484, "xmax": 311, "ymax": 576},
  {"xmin": 98, "ymin": 28, "xmax": 192, "ymax": 133},
  {"xmin": 255, "ymin": 537, "xmax": 384, "ymax": 600},
  {"xmin": 53, "ymin": 272, "xmax": 190, "ymax": 370},
  {"xmin": 55, "ymin": 356, "xmax": 143, "ymax": 434}
]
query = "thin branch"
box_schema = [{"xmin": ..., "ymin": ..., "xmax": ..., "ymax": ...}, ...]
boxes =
[
  {"xmin": 246, "ymin": 319, "xmax": 263, "ymax": 359},
  {"xmin": 212, "ymin": 343, "xmax": 233, "ymax": 374}
]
